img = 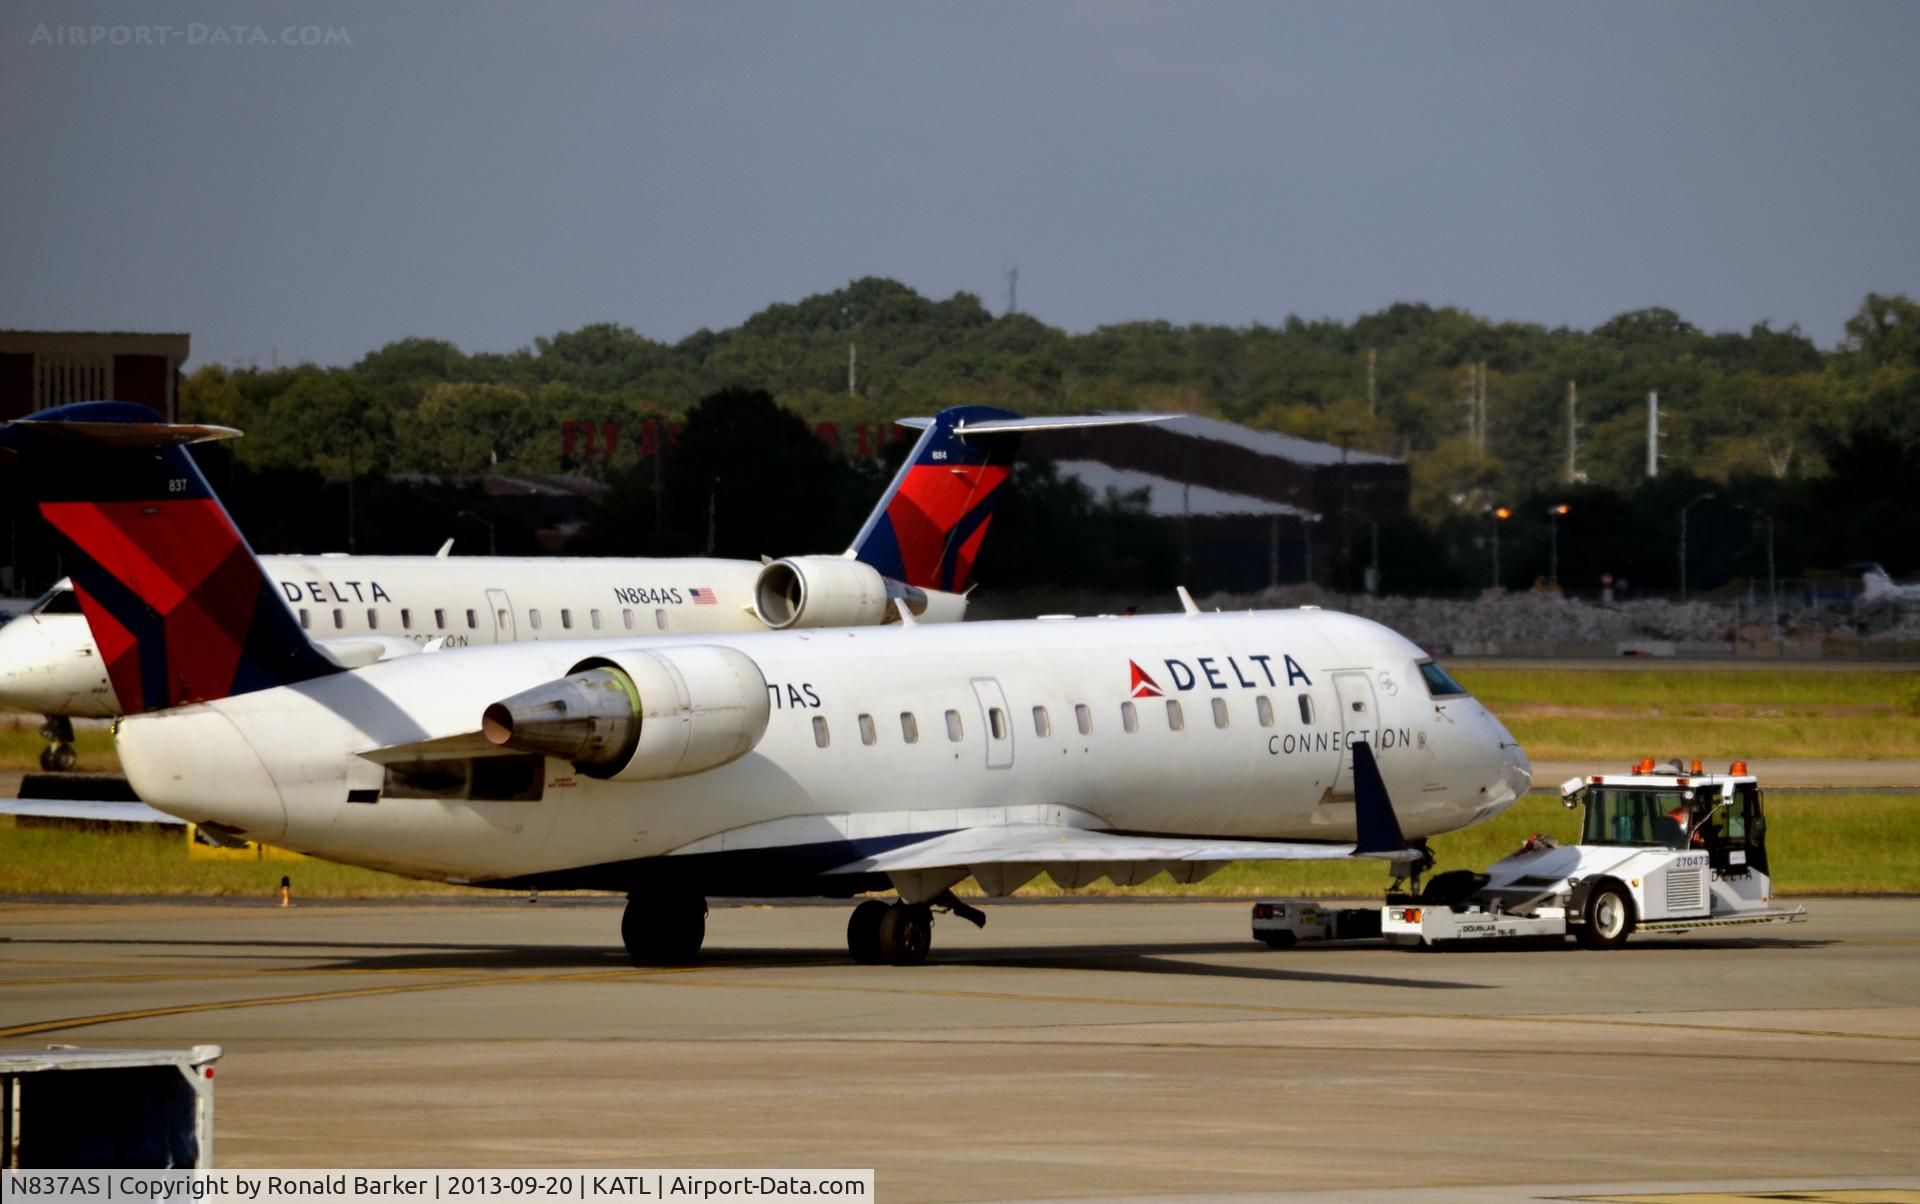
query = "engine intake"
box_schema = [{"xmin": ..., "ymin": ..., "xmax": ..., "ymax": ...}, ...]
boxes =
[{"xmin": 482, "ymin": 645, "xmax": 770, "ymax": 781}]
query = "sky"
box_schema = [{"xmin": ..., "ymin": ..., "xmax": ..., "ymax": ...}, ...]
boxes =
[{"xmin": 2, "ymin": 1, "xmax": 1916, "ymax": 368}]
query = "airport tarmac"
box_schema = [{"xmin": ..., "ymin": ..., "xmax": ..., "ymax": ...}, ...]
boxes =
[{"xmin": 2, "ymin": 898, "xmax": 1917, "ymax": 1201}]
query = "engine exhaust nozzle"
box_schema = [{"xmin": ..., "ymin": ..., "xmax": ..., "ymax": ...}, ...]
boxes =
[{"xmin": 481, "ymin": 667, "xmax": 642, "ymax": 770}]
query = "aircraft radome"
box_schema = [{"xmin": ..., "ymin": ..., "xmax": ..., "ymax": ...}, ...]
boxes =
[
  {"xmin": 0, "ymin": 403, "xmax": 1167, "ymax": 770},
  {"xmin": 1, "ymin": 402, "xmax": 1531, "ymax": 965}
]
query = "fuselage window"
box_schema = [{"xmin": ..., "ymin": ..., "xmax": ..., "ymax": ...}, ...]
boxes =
[
  {"xmin": 560, "ymin": 609, "xmax": 573, "ymax": 630},
  {"xmin": 812, "ymin": 715, "xmax": 830, "ymax": 748},
  {"xmin": 298, "ymin": 608, "xmax": 310, "ymax": 630},
  {"xmin": 529, "ymin": 608, "xmax": 542, "ymax": 631},
  {"xmin": 367, "ymin": 608, "xmax": 378, "ymax": 630},
  {"xmin": 989, "ymin": 707, "xmax": 1007, "ymax": 740},
  {"xmin": 1212, "ymin": 697, "xmax": 1230, "ymax": 729},
  {"xmin": 493, "ymin": 608, "xmax": 506, "ymax": 630},
  {"xmin": 622, "ymin": 608, "xmax": 635, "ymax": 630},
  {"xmin": 590, "ymin": 608, "xmax": 602, "ymax": 630},
  {"xmin": 434, "ymin": 608, "xmax": 447, "ymax": 630},
  {"xmin": 1075, "ymin": 703, "xmax": 1092, "ymax": 735},
  {"xmin": 467, "ymin": 609, "xmax": 479, "ymax": 629},
  {"xmin": 1121, "ymin": 701, "xmax": 1138, "ymax": 734},
  {"xmin": 945, "ymin": 709, "xmax": 964, "ymax": 742},
  {"xmin": 900, "ymin": 712, "xmax": 919, "ymax": 743},
  {"xmin": 332, "ymin": 608, "xmax": 344, "ymax": 629},
  {"xmin": 400, "ymin": 608, "xmax": 412, "ymax": 630},
  {"xmin": 1256, "ymin": 695, "xmax": 1274, "ymax": 727},
  {"xmin": 858, "ymin": 713, "xmax": 876, "ymax": 746},
  {"xmin": 1032, "ymin": 705, "xmax": 1051, "ymax": 737},
  {"xmin": 1166, "ymin": 699, "xmax": 1184, "ymax": 731},
  {"xmin": 1298, "ymin": 693, "xmax": 1315, "ymax": 725},
  {"xmin": 655, "ymin": 609, "xmax": 667, "ymax": 630}
]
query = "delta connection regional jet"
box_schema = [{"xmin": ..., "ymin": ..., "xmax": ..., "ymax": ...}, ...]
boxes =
[
  {"xmin": 0, "ymin": 403, "xmax": 1165, "ymax": 768},
  {"xmin": 1, "ymin": 402, "xmax": 1530, "ymax": 964}
]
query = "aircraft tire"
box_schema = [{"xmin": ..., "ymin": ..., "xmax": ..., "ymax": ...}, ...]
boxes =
[
  {"xmin": 876, "ymin": 902, "xmax": 932, "ymax": 966},
  {"xmin": 1575, "ymin": 881, "xmax": 1635, "ymax": 950},
  {"xmin": 847, "ymin": 899, "xmax": 889, "ymax": 964},
  {"xmin": 621, "ymin": 891, "xmax": 707, "ymax": 963}
]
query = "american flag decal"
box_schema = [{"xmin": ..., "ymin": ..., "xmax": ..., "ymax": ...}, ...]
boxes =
[{"xmin": 689, "ymin": 586, "xmax": 717, "ymax": 605}]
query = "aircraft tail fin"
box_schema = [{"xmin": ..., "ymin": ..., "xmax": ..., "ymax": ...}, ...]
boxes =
[
  {"xmin": 847, "ymin": 406, "xmax": 1176, "ymax": 593},
  {"xmin": 0, "ymin": 401, "xmax": 342, "ymax": 715}
]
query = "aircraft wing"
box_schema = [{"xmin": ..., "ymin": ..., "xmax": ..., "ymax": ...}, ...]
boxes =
[
  {"xmin": 824, "ymin": 824, "xmax": 1410, "ymax": 876},
  {"xmin": 0, "ymin": 798, "xmax": 184, "ymax": 825}
]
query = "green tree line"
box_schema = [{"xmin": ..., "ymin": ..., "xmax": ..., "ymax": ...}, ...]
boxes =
[{"xmin": 11, "ymin": 279, "xmax": 1912, "ymax": 598}]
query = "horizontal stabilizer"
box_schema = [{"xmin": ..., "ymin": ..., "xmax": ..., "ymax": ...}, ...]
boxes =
[
  {"xmin": 894, "ymin": 413, "xmax": 1179, "ymax": 435},
  {"xmin": 0, "ymin": 798, "xmax": 184, "ymax": 825},
  {"xmin": 824, "ymin": 822, "xmax": 1413, "ymax": 877}
]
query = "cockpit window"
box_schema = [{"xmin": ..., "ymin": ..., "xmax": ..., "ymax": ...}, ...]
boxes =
[
  {"xmin": 29, "ymin": 585, "xmax": 83, "ymax": 616},
  {"xmin": 1417, "ymin": 660, "xmax": 1469, "ymax": 698}
]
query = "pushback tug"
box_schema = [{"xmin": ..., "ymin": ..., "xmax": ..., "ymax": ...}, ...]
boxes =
[{"xmin": 1252, "ymin": 758, "xmax": 1806, "ymax": 949}]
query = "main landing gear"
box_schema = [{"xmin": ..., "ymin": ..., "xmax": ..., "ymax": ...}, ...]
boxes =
[
  {"xmin": 621, "ymin": 890, "xmax": 706, "ymax": 963},
  {"xmin": 847, "ymin": 891, "xmax": 985, "ymax": 965},
  {"xmin": 39, "ymin": 715, "xmax": 77, "ymax": 772}
]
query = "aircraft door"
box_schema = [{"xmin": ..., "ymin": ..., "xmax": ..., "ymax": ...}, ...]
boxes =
[
  {"xmin": 1330, "ymin": 671, "xmax": 1379, "ymax": 795},
  {"xmin": 485, "ymin": 588, "xmax": 515, "ymax": 644},
  {"xmin": 970, "ymin": 677, "xmax": 1014, "ymax": 770}
]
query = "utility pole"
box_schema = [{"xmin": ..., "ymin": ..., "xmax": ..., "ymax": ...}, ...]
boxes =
[
  {"xmin": 1646, "ymin": 390, "xmax": 1661, "ymax": 479},
  {"xmin": 1005, "ymin": 265, "xmax": 1018, "ymax": 316},
  {"xmin": 1365, "ymin": 349, "xmax": 1377, "ymax": 418},
  {"xmin": 1565, "ymin": 381, "xmax": 1579, "ymax": 483},
  {"xmin": 847, "ymin": 341, "xmax": 857, "ymax": 398}
]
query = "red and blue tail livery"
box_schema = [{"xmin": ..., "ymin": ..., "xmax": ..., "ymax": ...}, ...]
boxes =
[
  {"xmin": 847, "ymin": 405, "xmax": 1021, "ymax": 594},
  {"xmin": 0, "ymin": 401, "xmax": 340, "ymax": 714},
  {"xmin": 848, "ymin": 407, "xmax": 1179, "ymax": 594}
]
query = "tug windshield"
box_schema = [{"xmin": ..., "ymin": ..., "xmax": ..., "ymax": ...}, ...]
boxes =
[{"xmin": 1581, "ymin": 787, "xmax": 1694, "ymax": 849}]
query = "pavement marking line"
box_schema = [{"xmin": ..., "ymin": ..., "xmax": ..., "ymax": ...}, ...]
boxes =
[
  {"xmin": 1568, "ymin": 1192, "xmax": 1920, "ymax": 1203},
  {"xmin": 0, "ymin": 964, "xmax": 716, "ymax": 1039}
]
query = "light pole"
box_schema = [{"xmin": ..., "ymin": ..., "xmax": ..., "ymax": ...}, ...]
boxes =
[
  {"xmin": 1487, "ymin": 505, "xmax": 1511, "ymax": 591},
  {"xmin": 1734, "ymin": 504, "xmax": 1779, "ymax": 643},
  {"xmin": 1547, "ymin": 503, "xmax": 1569, "ymax": 590},
  {"xmin": 1678, "ymin": 492, "xmax": 1715, "ymax": 602}
]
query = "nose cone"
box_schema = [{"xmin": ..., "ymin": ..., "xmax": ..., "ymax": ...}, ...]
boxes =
[
  {"xmin": 1477, "ymin": 709, "xmax": 1533, "ymax": 821},
  {"xmin": 0, "ymin": 614, "xmax": 113, "ymax": 717},
  {"xmin": 117, "ymin": 706, "xmax": 289, "ymax": 842}
]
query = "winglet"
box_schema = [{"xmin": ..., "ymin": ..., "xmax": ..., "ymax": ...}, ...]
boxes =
[
  {"xmin": 434, "ymin": 538, "xmax": 454, "ymax": 558},
  {"xmin": 1351, "ymin": 740, "xmax": 1408, "ymax": 856},
  {"xmin": 1176, "ymin": 585, "xmax": 1201, "ymax": 615}
]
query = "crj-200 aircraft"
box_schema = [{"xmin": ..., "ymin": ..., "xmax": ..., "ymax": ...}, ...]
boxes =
[
  {"xmin": 0, "ymin": 404, "xmax": 1163, "ymax": 768},
  {"xmin": 3, "ymin": 402, "xmax": 1530, "ymax": 964}
]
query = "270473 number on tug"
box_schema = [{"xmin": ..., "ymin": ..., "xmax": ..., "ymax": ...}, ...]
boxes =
[{"xmin": 1252, "ymin": 759, "xmax": 1806, "ymax": 950}]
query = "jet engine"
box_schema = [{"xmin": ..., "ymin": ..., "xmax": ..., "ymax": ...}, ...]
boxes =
[
  {"xmin": 752, "ymin": 555, "xmax": 900, "ymax": 629},
  {"xmin": 480, "ymin": 645, "xmax": 770, "ymax": 782}
]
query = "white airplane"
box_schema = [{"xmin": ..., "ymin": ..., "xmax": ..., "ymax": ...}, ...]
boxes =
[
  {"xmin": 0, "ymin": 402, "xmax": 1531, "ymax": 964},
  {"xmin": 0, "ymin": 403, "xmax": 1165, "ymax": 768}
]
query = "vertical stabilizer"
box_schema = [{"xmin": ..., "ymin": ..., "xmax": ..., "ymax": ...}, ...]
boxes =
[{"xmin": 0, "ymin": 401, "xmax": 340, "ymax": 714}]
